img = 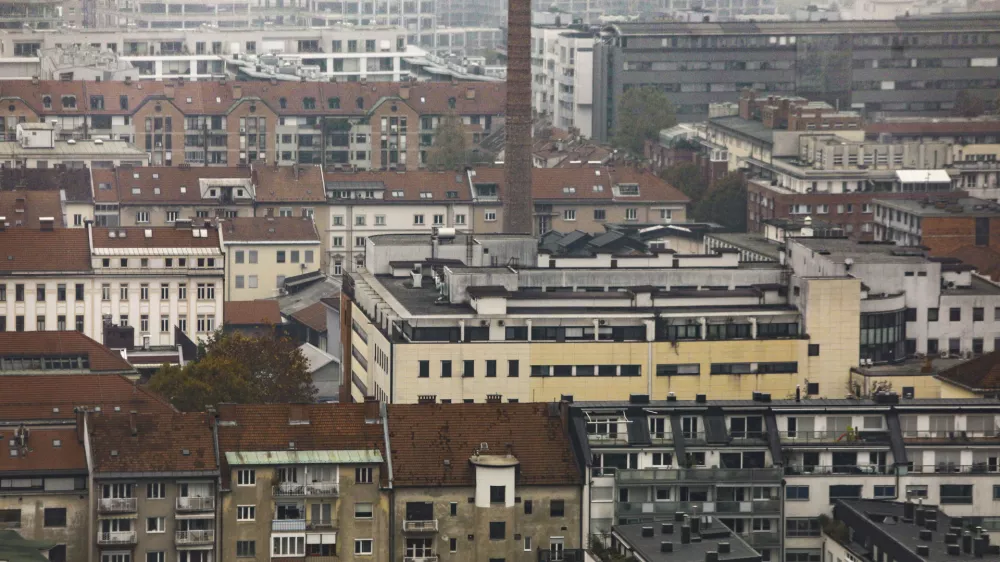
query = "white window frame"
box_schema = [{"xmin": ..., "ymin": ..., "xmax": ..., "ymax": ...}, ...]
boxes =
[
  {"xmin": 354, "ymin": 539, "xmax": 373, "ymax": 555},
  {"xmin": 237, "ymin": 469, "xmax": 256, "ymax": 486},
  {"xmin": 484, "ymin": 210, "xmax": 497, "ymax": 222},
  {"xmin": 237, "ymin": 505, "xmax": 256, "ymax": 521}
]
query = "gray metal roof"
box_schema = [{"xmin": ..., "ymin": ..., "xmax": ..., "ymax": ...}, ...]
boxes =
[{"xmin": 708, "ymin": 116, "xmax": 775, "ymax": 145}]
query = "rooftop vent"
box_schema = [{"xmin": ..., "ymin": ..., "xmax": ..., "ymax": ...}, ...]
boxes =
[{"xmin": 917, "ymin": 545, "xmax": 930, "ymax": 556}]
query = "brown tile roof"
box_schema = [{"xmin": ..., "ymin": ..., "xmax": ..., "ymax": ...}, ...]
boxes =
[
  {"xmin": 216, "ymin": 403, "xmax": 386, "ymax": 485},
  {"xmin": 469, "ymin": 166, "xmax": 689, "ymax": 203},
  {"xmin": 324, "ymin": 169, "xmax": 473, "ymax": 202},
  {"xmin": 289, "ymin": 301, "xmax": 328, "ymax": 333},
  {"xmin": 937, "ymin": 351, "xmax": 1000, "ymax": 392},
  {"xmin": 0, "ymin": 168, "xmax": 93, "ymax": 203},
  {"xmin": 0, "ymin": 228, "xmax": 91, "ymax": 272},
  {"xmin": 222, "ymin": 216, "xmax": 319, "ymax": 242},
  {"xmin": 0, "ymin": 373, "xmax": 174, "ymax": 422},
  {"xmin": 90, "ymin": 168, "xmax": 119, "ymax": 203},
  {"xmin": 0, "ymin": 331, "xmax": 136, "ymax": 373},
  {"xmin": 224, "ymin": 300, "xmax": 282, "ymax": 326},
  {"xmin": 320, "ymin": 296, "xmax": 341, "ymax": 312},
  {"xmin": 0, "ymin": 428, "xmax": 87, "ymax": 474},
  {"xmin": 387, "ymin": 403, "xmax": 582, "ymax": 487},
  {"xmin": 251, "ymin": 164, "xmax": 326, "ymax": 203},
  {"xmin": 89, "ymin": 411, "xmax": 218, "ymax": 474},
  {"xmin": 91, "ymin": 226, "xmax": 221, "ymax": 249},
  {"xmin": 944, "ymin": 246, "xmax": 1000, "ymax": 282},
  {"xmin": 106, "ymin": 166, "xmax": 252, "ymax": 205},
  {"xmin": 0, "ymin": 191, "xmax": 63, "ymax": 228}
]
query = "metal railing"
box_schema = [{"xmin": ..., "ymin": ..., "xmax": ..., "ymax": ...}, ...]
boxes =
[
  {"xmin": 306, "ymin": 482, "xmax": 340, "ymax": 496},
  {"xmin": 307, "ymin": 518, "xmax": 336, "ymax": 530},
  {"xmin": 98, "ymin": 498, "xmax": 136, "ymax": 513},
  {"xmin": 175, "ymin": 530, "xmax": 215, "ymax": 545},
  {"xmin": 616, "ymin": 467, "xmax": 783, "ymax": 483},
  {"xmin": 903, "ymin": 430, "xmax": 1000, "ymax": 442},
  {"xmin": 176, "ymin": 496, "xmax": 215, "ymax": 511},
  {"xmin": 273, "ymin": 483, "xmax": 306, "ymax": 496},
  {"xmin": 586, "ymin": 434, "xmax": 629, "ymax": 445},
  {"xmin": 649, "ymin": 432, "xmax": 673, "ymax": 443},
  {"xmin": 908, "ymin": 463, "xmax": 1000, "ymax": 475},
  {"xmin": 402, "ymin": 520, "xmax": 439, "ymax": 533},
  {"xmin": 271, "ymin": 519, "xmax": 306, "ymax": 531},
  {"xmin": 783, "ymin": 465, "xmax": 893, "ymax": 476},
  {"xmin": 97, "ymin": 531, "xmax": 137, "ymax": 545},
  {"xmin": 616, "ymin": 499, "xmax": 780, "ymax": 516},
  {"xmin": 403, "ymin": 557, "xmax": 439, "ymax": 562},
  {"xmin": 779, "ymin": 430, "xmax": 890, "ymax": 443}
]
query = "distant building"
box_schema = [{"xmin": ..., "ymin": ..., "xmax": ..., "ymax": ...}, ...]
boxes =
[
  {"xmin": 221, "ymin": 216, "xmax": 322, "ymax": 301},
  {"xmin": 612, "ymin": 518, "xmax": 762, "ymax": 562},
  {"xmin": 0, "ymin": 123, "xmax": 146, "ymax": 169},
  {"xmin": 222, "ymin": 299, "xmax": 283, "ymax": 337}
]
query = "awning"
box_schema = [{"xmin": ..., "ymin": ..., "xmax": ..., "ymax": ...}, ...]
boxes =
[
  {"xmin": 175, "ymin": 513, "xmax": 216, "ymax": 520},
  {"xmin": 896, "ymin": 169, "xmax": 951, "ymax": 183},
  {"xmin": 307, "ymin": 533, "xmax": 337, "ymax": 544}
]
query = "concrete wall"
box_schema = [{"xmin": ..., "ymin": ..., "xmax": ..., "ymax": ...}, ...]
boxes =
[{"xmin": 0, "ymin": 490, "xmax": 89, "ymax": 562}]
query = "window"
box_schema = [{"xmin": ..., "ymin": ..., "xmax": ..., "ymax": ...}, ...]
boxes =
[
  {"xmin": 277, "ymin": 251, "xmax": 286, "ymax": 263},
  {"xmin": 196, "ymin": 283, "xmax": 215, "ymax": 300},
  {"xmin": 356, "ymin": 467, "xmax": 373, "ymax": 483},
  {"xmin": 249, "ymin": 250, "xmax": 258, "ymax": 264},
  {"xmin": 237, "ymin": 469, "xmax": 256, "ymax": 486},
  {"xmin": 950, "ymin": 307, "xmax": 962, "ymax": 321},
  {"xmin": 524, "ymin": 537, "xmax": 532, "ymax": 551},
  {"xmin": 291, "ymin": 251, "xmax": 300, "ymax": 263},
  {"xmin": 236, "ymin": 541, "xmax": 256, "ymax": 557},
  {"xmin": 489, "ymin": 521, "xmax": 506, "ymax": 540},
  {"xmin": 940, "ymin": 484, "xmax": 973, "ymax": 504},
  {"xmin": 146, "ymin": 516, "xmax": 165, "ymax": 533},
  {"xmin": 974, "ymin": 307, "xmax": 985, "ymax": 321},
  {"xmin": 57, "ymin": 284, "xmax": 66, "ymax": 302},
  {"xmin": 657, "ymin": 364, "xmax": 700, "ymax": 376},
  {"xmin": 524, "ymin": 500, "xmax": 533, "ymax": 514},
  {"xmin": 272, "ymin": 535, "xmax": 305, "ymax": 556},
  {"xmin": 828, "ymin": 485, "xmax": 862, "ymax": 503},
  {"xmin": 146, "ymin": 482, "xmax": 165, "ymax": 499},
  {"xmin": 463, "ymin": 360, "xmax": 474, "ymax": 377},
  {"xmin": 354, "ymin": 539, "xmax": 373, "ymax": 555},
  {"xmin": 414, "ymin": 214, "xmax": 425, "ymax": 225},
  {"xmin": 120, "ymin": 284, "xmax": 129, "ymax": 300},
  {"xmin": 928, "ymin": 308, "xmax": 939, "ymax": 321},
  {"xmin": 146, "ymin": 553, "xmax": 164, "ymax": 562},
  {"xmin": 136, "ymin": 211, "xmax": 149, "ymax": 223},
  {"xmin": 563, "ymin": 209, "xmax": 577, "ymax": 221},
  {"xmin": 786, "ymin": 486, "xmax": 809, "ymax": 500},
  {"xmin": 874, "ymin": 485, "xmax": 896, "ymax": 498},
  {"xmin": 808, "ymin": 344, "xmax": 820, "ymax": 356},
  {"xmin": 906, "ymin": 485, "xmax": 928, "ymax": 499},
  {"xmin": 486, "ymin": 360, "xmax": 497, "ymax": 377},
  {"xmin": 354, "ymin": 502, "xmax": 373, "ymax": 519},
  {"xmin": 450, "ymin": 502, "xmax": 458, "ymax": 516},
  {"xmin": 237, "ymin": 505, "xmax": 255, "ymax": 520},
  {"xmin": 490, "ymin": 486, "xmax": 506, "ymax": 503},
  {"xmin": 509, "ymin": 360, "xmax": 519, "ymax": 377},
  {"xmin": 550, "ymin": 500, "xmax": 564, "ymax": 517},
  {"xmin": 418, "ymin": 360, "xmax": 429, "ymax": 378},
  {"xmin": 43, "ymin": 508, "xmax": 66, "ymax": 527},
  {"xmin": 455, "ymin": 214, "xmax": 466, "ymax": 225},
  {"xmin": 37, "ymin": 284, "xmax": 46, "ymax": 301},
  {"xmin": 594, "ymin": 209, "xmax": 606, "ymax": 220},
  {"xmin": 441, "ymin": 360, "xmax": 452, "ymax": 378},
  {"xmin": 160, "ymin": 318, "xmax": 169, "ymax": 333},
  {"xmin": 485, "ymin": 210, "xmax": 497, "ymax": 222},
  {"xmin": 625, "ymin": 208, "xmax": 638, "ymax": 221},
  {"xmin": 48, "ymin": 546, "xmax": 66, "ymax": 562},
  {"xmin": 160, "ymin": 285, "xmax": 169, "ymax": 300},
  {"xmin": 786, "ymin": 518, "xmax": 821, "ymax": 537}
]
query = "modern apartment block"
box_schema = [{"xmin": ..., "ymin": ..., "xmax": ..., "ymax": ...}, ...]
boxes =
[
  {"xmin": 571, "ymin": 396, "xmax": 1000, "ymax": 561},
  {"xmin": 86, "ymin": 411, "xmax": 219, "ymax": 562},
  {"xmin": 221, "ymin": 217, "xmax": 322, "ymax": 301},
  {"xmin": 341, "ymin": 231, "xmax": 861, "ymax": 404},
  {"xmin": 215, "ymin": 402, "xmax": 390, "ymax": 562},
  {"xmin": 531, "ymin": 25, "xmax": 596, "ymax": 136},
  {"xmin": 0, "ymin": 224, "xmax": 225, "ymax": 348},
  {"xmin": 388, "ymin": 402, "xmax": 584, "ymax": 561},
  {"xmin": 0, "ymin": 80, "xmax": 504, "ymax": 168},
  {"xmin": 592, "ymin": 15, "xmax": 1000, "ymax": 137},
  {"xmin": 873, "ymin": 197, "xmax": 1000, "ymax": 249}
]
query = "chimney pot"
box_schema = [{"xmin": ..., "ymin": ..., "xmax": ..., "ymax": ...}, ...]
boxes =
[
  {"xmin": 719, "ymin": 542, "xmax": 731, "ymax": 554},
  {"xmin": 948, "ymin": 544, "xmax": 962, "ymax": 556},
  {"xmin": 662, "ymin": 523, "xmax": 674, "ymax": 535},
  {"xmin": 706, "ymin": 551, "xmax": 719, "ymax": 562},
  {"xmin": 681, "ymin": 525, "xmax": 691, "ymax": 544},
  {"xmin": 641, "ymin": 526, "xmax": 654, "ymax": 538},
  {"xmin": 920, "ymin": 530, "xmax": 932, "ymax": 541},
  {"xmin": 965, "ymin": 532, "xmax": 974, "ymax": 554},
  {"xmin": 675, "ymin": 512, "xmax": 686, "ymax": 522},
  {"xmin": 917, "ymin": 545, "xmax": 930, "ymax": 556}
]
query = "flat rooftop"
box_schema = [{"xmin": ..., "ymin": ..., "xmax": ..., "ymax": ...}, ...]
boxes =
[
  {"xmin": 706, "ymin": 232, "xmax": 781, "ymax": 260},
  {"xmin": 851, "ymin": 356, "xmax": 968, "ymax": 377},
  {"xmin": 708, "ymin": 116, "xmax": 775, "ymax": 144},
  {"xmin": 614, "ymin": 520, "xmax": 760, "ymax": 562},
  {"xmin": 941, "ymin": 275, "xmax": 1000, "ymax": 296},
  {"xmin": 875, "ymin": 197, "xmax": 1000, "ymax": 218},
  {"xmin": 606, "ymin": 13, "xmax": 1000, "ymax": 36},
  {"xmin": 0, "ymin": 139, "xmax": 146, "ymax": 157},
  {"xmin": 791, "ymin": 238, "xmax": 930, "ymax": 264}
]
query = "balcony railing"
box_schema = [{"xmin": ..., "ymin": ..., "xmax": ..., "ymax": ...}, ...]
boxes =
[
  {"xmin": 98, "ymin": 498, "xmax": 137, "ymax": 513},
  {"xmin": 403, "ymin": 557, "xmax": 439, "ymax": 562},
  {"xmin": 908, "ymin": 463, "xmax": 1000, "ymax": 475},
  {"xmin": 97, "ymin": 531, "xmax": 137, "ymax": 545},
  {"xmin": 307, "ymin": 518, "xmax": 336, "ymax": 530},
  {"xmin": 272, "ymin": 519, "xmax": 306, "ymax": 531},
  {"xmin": 616, "ymin": 467, "xmax": 783, "ymax": 484},
  {"xmin": 779, "ymin": 430, "xmax": 890, "ymax": 444},
  {"xmin": 616, "ymin": 500, "xmax": 780, "ymax": 516},
  {"xmin": 176, "ymin": 496, "xmax": 215, "ymax": 512},
  {"xmin": 903, "ymin": 431, "xmax": 1000, "ymax": 443},
  {"xmin": 273, "ymin": 483, "xmax": 306, "ymax": 496},
  {"xmin": 402, "ymin": 520, "xmax": 439, "ymax": 533},
  {"xmin": 306, "ymin": 482, "xmax": 340, "ymax": 496},
  {"xmin": 175, "ymin": 530, "xmax": 215, "ymax": 545},
  {"xmin": 649, "ymin": 432, "xmax": 673, "ymax": 444},
  {"xmin": 784, "ymin": 465, "xmax": 893, "ymax": 476},
  {"xmin": 586, "ymin": 434, "xmax": 629, "ymax": 445}
]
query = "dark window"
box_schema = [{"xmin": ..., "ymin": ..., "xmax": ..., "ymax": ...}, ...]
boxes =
[
  {"xmin": 940, "ymin": 484, "xmax": 973, "ymax": 504},
  {"xmin": 463, "ymin": 360, "xmax": 474, "ymax": 377},
  {"xmin": 950, "ymin": 307, "xmax": 961, "ymax": 321},
  {"xmin": 974, "ymin": 338, "xmax": 984, "ymax": 354},
  {"xmin": 550, "ymin": 500, "xmax": 565, "ymax": 517},
  {"xmin": 75, "ymin": 284, "xmax": 84, "ymax": 300},
  {"xmin": 974, "ymin": 307, "xmax": 985, "ymax": 321},
  {"xmin": 928, "ymin": 339, "xmax": 939, "ymax": 354},
  {"xmin": 418, "ymin": 360, "xmax": 429, "ymax": 378},
  {"xmin": 786, "ymin": 518, "xmax": 821, "ymax": 537},
  {"xmin": 486, "ymin": 360, "xmax": 496, "ymax": 377},
  {"xmin": 786, "ymin": 486, "xmax": 809, "ymax": 500},
  {"xmin": 236, "ymin": 541, "xmax": 256, "ymax": 557},
  {"xmin": 905, "ymin": 339, "xmax": 917, "ymax": 355},
  {"xmin": 976, "ymin": 217, "xmax": 990, "ymax": 246},
  {"xmin": 508, "ymin": 360, "xmax": 519, "ymax": 377},
  {"xmin": 489, "ymin": 521, "xmax": 505, "ymax": 540},
  {"xmin": 441, "ymin": 360, "xmax": 452, "ymax": 378},
  {"xmin": 828, "ymin": 485, "xmax": 862, "ymax": 503},
  {"xmin": 490, "ymin": 486, "xmax": 505, "ymax": 503},
  {"xmin": 524, "ymin": 500, "xmax": 533, "ymax": 514},
  {"xmin": 48, "ymin": 546, "xmax": 66, "ymax": 562},
  {"xmin": 806, "ymin": 382, "xmax": 819, "ymax": 395},
  {"xmin": 928, "ymin": 308, "xmax": 939, "ymax": 321},
  {"xmin": 450, "ymin": 538, "xmax": 457, "ymax": 551},
  {"xmin": 905, "ymin": 308, "xmax": 917, "ymax": 321},
  {"xmin": 808, "ymin": 344, "xmax": 820, "ymax": 356},
  {"xmin": 43, "ymin": 508, "xmax": 66, "ymax": 527}
]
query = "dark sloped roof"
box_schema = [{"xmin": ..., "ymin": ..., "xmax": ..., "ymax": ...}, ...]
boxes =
[
  {"xmin": 0, "ymin": 373, "xmax": 174, "ymax": 422},
  {"xmin": 289, "ymin": 301, "xmax": 328, "ymax": 332},
  {"xmin": 0, "ymin": 191, "xmax": 63, "ymax": 229},
  {"xmin": 89, "ymin": 412, "xmax": 218, "ymax": 474},
  {"xmin": 0, "ymin": 228, "xmax": 91, "ymax": 272},
  {"xmin": 0, "ymin": 168, "xmax": 93, "ymax": 203},
  {"xmin": 222, "ymin": 216, "xmax": 319, "ymax": 242},
  {"xmin": 251, "ymin": 165, "xmax": 326, "ymax": 203},
  {"xmin": 937, "ymin": 350, "xmax": 1000, "ymax": 392},
  {"xmin": 0, "ymin": 331, "xmax": 135, "ymax": 373},
  {"xmin": 388, "ymin": 403, "xmax": 582, "ymax": 487}
]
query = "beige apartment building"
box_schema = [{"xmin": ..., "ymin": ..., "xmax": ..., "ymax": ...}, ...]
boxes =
[
  {"xmin": 221, "ymin": 217, "xmax": 322, "ymax": 300},
  {"xmin": 215, "ymin": 402, "xmax": 390, "ymax": 562},
  {"xmin": 86, "ymin": 411, "xmax": 219, "ymax": 562}
]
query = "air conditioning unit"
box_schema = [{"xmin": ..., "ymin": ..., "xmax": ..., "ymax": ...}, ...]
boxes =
[{"xmin": 940, "ymin": 350, "xmax": 950, "ymax": 359}]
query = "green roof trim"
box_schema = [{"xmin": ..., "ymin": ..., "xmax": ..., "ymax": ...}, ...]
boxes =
[
  {"xmin": 225, "ymin": 450, "xmax": 383, "ymax": 465},
  {"xmin": 0, "ymin": 530, "xmax": 56, "ymax": 562}
]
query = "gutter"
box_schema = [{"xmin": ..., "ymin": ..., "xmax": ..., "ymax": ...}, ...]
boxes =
[{"xmin": 381, "ymin": 401, "xmax": 395, "ymax": 561}]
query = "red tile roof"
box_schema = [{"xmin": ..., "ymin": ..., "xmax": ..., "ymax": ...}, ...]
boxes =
[
  {"xmin": 324, "ymin": 169, "xmax": 473, "ymax": 202},
  {"xmin": 251, "ymin": 164, "xmax": 326, "ymax": 203},
  {"xmin": 0, "ymin": 168, "xmax": 93, "ymax": 203},
  {"xmin": 222, "ymin": 216, "xmax": 319, "ymax": 242},
  {"xmin": 89, "ymin": 411, "xmax": 218, "ymax": 474},
  {"xmin": 289, "ymin": 301, "xmax": 329, "ymax": 333},
  {"xmin": 102, "ymin": 166, "xmax": 253, "ymax": 205},
  {"xmin": 387, "ymin": 403, "xmax": 582, "ymax": 487},
  {"xmin": 0, "ymin": 191, "xmax": 64, "ymax": 228},
  {"xmin": 937, "ymin": 351, "xmax": 1000, "ymax": 392},
  {"xmin": 0, "ymin": 373, "xmax": 174, "ymax": 422},
  {"xmin": 0, "ymin": 331, "xmax": 137, "ymax": 373},
  {"xmin": 945, "ymin": 246, "xmax": 1000, "ymax": 282},
  {"xmin": 91, "ymin": 226, "xmax": 221, "ymax": 249},
  {"xmin": 215, "ymin": 403, "xmax": 386, "ymax": 485},
  {"xmin": 470, "ymin": 166, "xmax": 689, "ymax": 203},
  {"xmin": 224, "ymin": 300, "xmax": 282, "ymax": 326},
  {"xmin": 0, "ymin": 228, "xmax": 91, "ymax": 272},
  {"xmin": 0, "ymin": 428, "xmax": 87, "ymax": 474}
]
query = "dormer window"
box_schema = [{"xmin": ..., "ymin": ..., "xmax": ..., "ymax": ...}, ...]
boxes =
[
  {"xmin": 42, "ymin": 96, "xmax": 51, "ymax": 109},
  {"xmin": 61, "ymin": 95, "xmax": 77, "ymax": 109},
  {"xmin": 279, "ymin": 97, "xmax": 287, "ymax": 109},
  {"xmin": 356, "ymin": 97, "xmax": 364, "ymax": 110},
  {"xmin": 614, "ymin": 183, "xmax": 640, "ymax": 196},
  {"xmin": 448, "ymin": 97, "xmax": 457, "ymax": 109},
  {"xmin": 209, "ymin": 189, "xmax": 217, "ymax": 197},
  {"xmin": 303, "ymin": 97, "xmax": 316, "ymax": 110},
  {"xmin": 328, "ymin": 97, "xmax": 340, "ymax": 109}
]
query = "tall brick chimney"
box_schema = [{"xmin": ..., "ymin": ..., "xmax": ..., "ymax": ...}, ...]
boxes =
[{"xmin": 502, "ymin": 0, "xmax": 533, "ymax": 234}]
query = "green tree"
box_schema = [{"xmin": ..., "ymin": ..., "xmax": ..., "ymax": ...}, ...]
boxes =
[
  {"xmin": 692, "ymin": 172, "xmax": 747, "ymax": 231},
  {"xmin": 148, "ymin": 331, "xmax": 316, "ymax": 412},
  {"xmin": 612, "ymin": 86, "xmax": 677, "ymax": 157},
  {"xmin": 659, "ymin": 162, "xmax": 707, "ymax": 202},
  {"xmin": 426, "ymin": 114, "xmax": 493, "ymax": 170}
]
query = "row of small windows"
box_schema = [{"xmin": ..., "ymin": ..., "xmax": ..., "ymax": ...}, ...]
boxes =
[
  {"xmin": 0, "ymin": 355, "xmax": 89, "ymax": 371},
  {"xmin": 98, "ymin": 257, "xmax": 216, "ymax": 269},
  {"xmin": 0, "ymin": 284, "xmax": 84, "ymax": 302}
]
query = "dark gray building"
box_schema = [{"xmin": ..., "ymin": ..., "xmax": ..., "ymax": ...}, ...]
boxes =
[{"xmin": 593, "ymin": 14, "xmax": 1000, "ymax": 140}]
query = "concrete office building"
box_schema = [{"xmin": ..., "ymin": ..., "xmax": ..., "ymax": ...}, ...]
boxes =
[
  {"xmin": 531, "ymin": 25, "xmax": 596, "ymax": 137},
  {"xmin": 593, "ymin": 15, "xmax": 1000, "ymax": 139},
  {"xmin": 341, "ymin": 231, "xmax": 861, "ymax": 404},
  {"xmin": 571, "ymin": 396, "xmax": 1000, "ymax": 559},
  {"xmin": 873, "ymin": 197, "xmax": 1000, "ymax": 248}
]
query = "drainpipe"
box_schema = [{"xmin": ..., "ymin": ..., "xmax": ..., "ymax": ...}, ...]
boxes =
[
  {"xmin": 209, "ymin": 409, "xmax": 222, "ymax": 562},
  {"xmin": 381, "ymin": 402, "xmax": 395, "ymax": 561}
]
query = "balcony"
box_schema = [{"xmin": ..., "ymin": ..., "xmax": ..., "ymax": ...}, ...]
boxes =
[
  {"xmin": 404, "ymin": 557, "xmax": 439, "ymax": 562},
  {"xmin": 273, "ymin": 483, "xmax": 306, "ymax": 497},
  {"xmin": 307, "ymin": 518, "xmax": 337, "ymax": 530},
  {"xmin": 97, "ymin": 531, "xmax": 137, "ymax": 546},
  {"xmin": 272, "ymin": 519, "xmax": 306, "ymax": 531},
  {"xmin": 176, "ymin": 496, "xmax": 215, "ymax": 512},
  {"xmin": 586, "ymin": 434, "xmax": 629, "ymax": 446},
  {"xmin": 402, "ymin": 520, "xmax": 439, "ymax": 534},
  {"xmin": 779, "ymin": 430, "xmax": 890, "ymax": 445},
  {"xmin": 783, "ymin": 465, "xmax": 893, "ymax": 476},
  {"xmin": 98, "ymin": 498, "xmax": 137, "ymax": 514},
  {"xmin": 748, "ymin": 531, "xmax": 781, "ymax": 547},
  {"xmin": 903, "ymin": 430, "xmax": 1000, "ymax": 444},
  {"xmin": 306, "ymin": 482, "xmax": 340, "ymax": 496},
  {"xmin": 175, "ymin": 530, "xmax": 215, "ymax": 545},
  {"xmin": 616, "ymin": 500, "xmax": 780, "ymax": 517},
  {"xmin": 616, "ymin": 467, "xmax": 783, "ymax": 484}
]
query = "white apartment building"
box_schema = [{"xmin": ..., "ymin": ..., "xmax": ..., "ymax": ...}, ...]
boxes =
[
  {"xmin": 531, "ymin": 26, "xmax": 596, "ymax": 137},
  {"xmin": 221, "ymin": 216, "xmax": 322, "ymax": 300},
  {"xmin": 0, "ymin": 223, "xmax": 224, "ymax": 349}
]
